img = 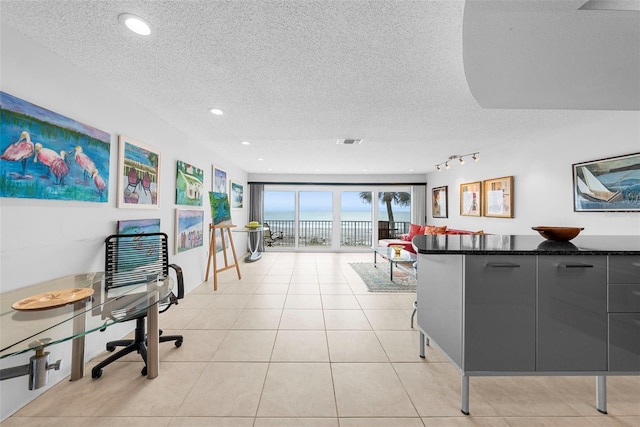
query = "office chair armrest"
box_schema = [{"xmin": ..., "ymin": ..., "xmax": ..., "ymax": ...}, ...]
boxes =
[{"xmin": 168, "ymin": 263, "xmax": 184, "ymax": 299}]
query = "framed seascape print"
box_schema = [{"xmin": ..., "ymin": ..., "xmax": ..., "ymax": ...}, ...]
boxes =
[
  {"xmin": 213, "ymin": 166, "xmax": 227, "ymax": 194},
  {"xmin": 573, "ymin": 152, "xmax": 640, "ymax": 212},
  {"xmin": 432, "ymin": 186, "xmax": 448, "ymax": 218},
  {"xmin": 175, "ymin": 209, "xmax": 204, "ymax": 254},
  {"xmin": 230, "ymin": 181, "xmax": 243, "ymax": 209},
  {"xmin": 176, "ymin": 160, "xmax": 204, "ymax": 206},
  {"xmin": 0, "ymin": 91, "xmax": 111, "ymax": 202},
  {"xmin": 209, "ymin": 191, "xmax": 232, "ymax": 225},
  {"xmin": 116, "ymin": 218, "xmax": 162, "ymax": 266},
  {"xmin": 118, "ymin": 135, "xmax": 160, "ymax": 209},
  {"xmin": 117, "ymin": 218, "xmax": 160, "ymax": 234},
  {"xmin": 483, "ymin": 176, "xmax": 514, "ymax": 218},
  {"xmin": 460, "ymin": 181, "xmax": 481, "ymax": 216}
]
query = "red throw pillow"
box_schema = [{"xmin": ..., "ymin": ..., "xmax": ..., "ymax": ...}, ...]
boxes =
[
  {"xmin": 424, "ymin": 225, "xmax": 448, "ymax": 235},
  {"xmin": 405, "ymin": 224, "xmax": 425, "ymax": 241}
]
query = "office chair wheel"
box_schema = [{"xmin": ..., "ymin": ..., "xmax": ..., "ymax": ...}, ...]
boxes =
[
  {"xmin": 175, "ymin": 339, "xmax": 183, "ymax": 348},
  {"xmin": 141, "ymin": 366, "xmax": 147, "ymax": 376},
  {"xmin": 106, "ymin": 345, "xmax": 116, "ymax": 352},
  {"xmin": 91, "ymin": 368, "xmax": 102, "ymax": 379}
]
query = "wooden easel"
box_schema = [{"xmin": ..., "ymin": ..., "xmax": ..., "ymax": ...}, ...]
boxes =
[{"xmin": 205, "ymin": 224, "xmax": 241, "ymax": 290}]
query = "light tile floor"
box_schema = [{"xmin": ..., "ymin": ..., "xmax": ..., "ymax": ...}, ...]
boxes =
[{"xmin": 4, "ymin": 252, "xmax": 640, "ymax": 426}]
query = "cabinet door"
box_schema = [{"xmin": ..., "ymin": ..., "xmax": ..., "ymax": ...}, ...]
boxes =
[
  {"xmin": 537, "ymin": 256, "xmax": 607, "ymax": 371},
  {"xmin": 464, "ymin": 255, "xmax": 536, "ymax": 371},
  {"xmin": 609, "ymin": 313, "xmax": 640, "ymax": 372}
]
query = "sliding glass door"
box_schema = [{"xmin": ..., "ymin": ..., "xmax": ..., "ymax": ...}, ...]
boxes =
[{"xmin": 263, "ymin": 185, "xmax": 411, "ymax": 251}]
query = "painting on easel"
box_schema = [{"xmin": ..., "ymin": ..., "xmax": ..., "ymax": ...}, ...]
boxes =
[{"xmin": 209, "ymin": 191, "xmax": 232, "ymax": 225}]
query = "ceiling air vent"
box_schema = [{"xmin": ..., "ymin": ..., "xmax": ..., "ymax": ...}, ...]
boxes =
[{"xmin": 336, "ymin": 139, "xmax": 363, "ymax": 145}]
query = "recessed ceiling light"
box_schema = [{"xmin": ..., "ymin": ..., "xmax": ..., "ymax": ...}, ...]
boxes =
[
  {"xmin": 257, "ymin": 158, "xmax": 264, "ymax": 161},
  {"xmin": 267, "ymin": 168, "xmax": 273, "ymax": 171},
  {"xmin": 118, "ymin": 13, "xmax": 151, "ymax": 36},
  {"xmin": 408, "ymin": 168, "xmax": 415, "ymax": 172},
  {"xmin": 241, "ymin": 141, "xmax": 250, "ymax": 145},
  {"xmin": 209, "ymin": 108, "xmax": 224, "ymax": 116}
]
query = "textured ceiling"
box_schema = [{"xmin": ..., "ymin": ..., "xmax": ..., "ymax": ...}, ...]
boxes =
[{"xmin": 0, "ymin": 0, "xmax": 636, "ymax": 175}]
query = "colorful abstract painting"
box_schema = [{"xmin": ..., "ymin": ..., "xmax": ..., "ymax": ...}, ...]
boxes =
[
  {"xmin": 176, "ymin": 160, "xmax": 204, "ymax": 206},
  {"xmin": 230, "ymin": 181, "xmax": 243, "ymax": 208},
  {"xmin": 175, "ymin": 209, "xmax": 204, "ymax": 254},
  {"xmin": 209, "ymin": 191, "xmax": 232, "ymax": 225},
  {"xmin": 118, "ymin": 135, "xmax": 161, "ymax": 209},
  {"xmin": 0, "ymin": 91, "xmax": 111, "ymax": 202}
]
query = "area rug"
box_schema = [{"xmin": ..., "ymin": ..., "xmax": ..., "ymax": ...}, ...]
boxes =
[{"xmin": 349, "ymin": 262, "xmax": 416, "ymax": 293}]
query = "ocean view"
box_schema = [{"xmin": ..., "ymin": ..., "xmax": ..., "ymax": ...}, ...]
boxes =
[{"xmin": 264, "ymin": 210, "xmax": 411, "ymax": 222}]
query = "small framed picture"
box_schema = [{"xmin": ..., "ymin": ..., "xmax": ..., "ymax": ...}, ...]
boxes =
[
  {"xmin": 483, "ymin": 176, "xmax": 514, "ymax": 218},
  {"xmin": 230, "ymin": 181, "xmax": 244, "ymax": 209},
  {"xmin": 117, "ymin": 135, "xmax": 161, "ymax": 209},
  {"xmin": 460, "ymin": 181, "xmax": 482, "ymax": 216},
  {"xmin": 432, "ymin": 186, "xmax": 448, "ymax": 218},
  {"xmin": 212, "ymin": 166, "xmax": 227, "ymax": 194}
]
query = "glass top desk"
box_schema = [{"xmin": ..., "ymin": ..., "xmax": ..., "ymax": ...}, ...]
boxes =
[{"xmin": 0, "ymin": 272, "xmax": 173, "ymax": 389}]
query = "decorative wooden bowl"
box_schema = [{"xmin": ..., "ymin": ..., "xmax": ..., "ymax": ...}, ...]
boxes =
[{"xmin": 532, "ymin": 226, "xmax": 584, "ymax": 242}]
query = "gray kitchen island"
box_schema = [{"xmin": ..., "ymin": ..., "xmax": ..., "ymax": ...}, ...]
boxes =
[{"xmin": 413, "ymin": 234, "xmax": 640, "ymax": 415}]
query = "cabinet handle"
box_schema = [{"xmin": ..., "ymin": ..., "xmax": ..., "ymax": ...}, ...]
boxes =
[
  {"xmin": 486, "ymin": 263, "xmax": 521, "ymax": 268},
  {"xmin": 558, "ymin": 263, "xmax": 594, "ymax": 268}
]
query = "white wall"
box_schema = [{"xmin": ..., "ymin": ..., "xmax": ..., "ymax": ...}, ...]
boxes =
[
  {"xmin": 426, "ymin": 112, "xmax": 640, "ymax": 235},
  {"xmin": 0, "ymin": 25, "xmax": 249, "ymax": 419}
]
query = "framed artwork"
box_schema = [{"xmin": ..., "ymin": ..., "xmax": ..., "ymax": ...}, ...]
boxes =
[
  {"xmin": 572, "ymin": 152, "xmax": 640, "ymax": 212},
  {"xmin": 176, "ymin": 160, "xmax": 204, "ymax": 206},
  {"xmin": 483, "ymin": 176, "xmax": 514, "ymax": 218},
  {"xmin": 213, "ymin": 166, "xmax": 227, "ymax": 194},
  {"xmin": 117, "ymin": 218, "xmax": 160, "ymax": 234},
  {"xmin": 209, "ymin": 191, "xmax": 232, "ymax": 225},
  {"xmin": 460, "ymin": 181, "xmax": 482, "ymax": 216},
  {"xmin": 0, "ymin": 91, "xmax": 111, "ymax": 202},
  {"xmin": 117, "ymin": 135, "xmax": 160, "ymax": 209},
  {"xmin": 175, "ymin": 209, "xmax": 204, "ymax": 254},
  {"xmin": 115, "ymin": 218, "xmax": 161, "ymax": 271},
  {"xmin": 230, "ymin": 181, "xmax": 243, "ymax": 209},
  {"xmin": 432, "ymin": 186, "xmax": 448, "ymax": 218}
]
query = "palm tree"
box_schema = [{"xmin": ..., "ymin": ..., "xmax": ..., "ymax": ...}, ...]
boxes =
[{"xmin": 358, "ymin": 191, "xmax": 410, "ymax": 222}]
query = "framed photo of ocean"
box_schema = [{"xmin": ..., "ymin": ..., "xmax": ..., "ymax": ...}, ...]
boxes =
[{"xmin": 572, "ymin": 152, "xmax": 640, "ymax": 212}]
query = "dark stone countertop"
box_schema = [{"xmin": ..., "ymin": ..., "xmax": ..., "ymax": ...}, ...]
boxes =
[{"xmin": 413, "ymin": 234, "xmax": 640, "ymax": 255}]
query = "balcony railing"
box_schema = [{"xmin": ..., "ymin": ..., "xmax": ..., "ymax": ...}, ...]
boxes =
[{"xmin": 263, "ymin": 220, "xmax": 409, "ymax": 248}]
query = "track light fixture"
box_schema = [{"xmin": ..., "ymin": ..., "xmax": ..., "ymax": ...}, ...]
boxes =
[{"xmin": 434, "ymin": 152, "xmax": 479, "ymax": 171}]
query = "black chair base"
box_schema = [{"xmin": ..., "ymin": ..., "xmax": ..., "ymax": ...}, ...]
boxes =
[{"xmin": 91, "ymin": 317, "xmax": 183, "ymax": 379}]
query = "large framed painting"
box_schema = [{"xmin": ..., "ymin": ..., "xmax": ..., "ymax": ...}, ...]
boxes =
[
  {"xmin": 230, "ymin": 180, "xmax": 243, "ymax": 209},
  {"xmin": 175, "ymin": 209, "xmax": 204, "ymax": 254},
  {"xmin": 176, "ymin": 160, "xmax": 204, "ymax": 206},
  {"xmin": 460, "ymin": 181, "xmax": 482, "ymax": 217},
  {"xmin": 483, "ymin": 176, "xmax": 514, "ymax": 218},
  {"xmin": 118, "ymin": 135, "xmax": 160, "ymax": 209},
  {"xmin": 573, "ymin": 152, "xmax": 640, "ymax": 212},
  {"xmin": 432, "ymin": 186, "xmax": 448, "ymax": 218},
  {"xmin": 213, "ymin": 166, "xmax": 227, "ymax": 194},
  {"xmin": 115, "ymin": 218, "xmax": 161, "ymax": 272},
  {"xmin": 0, "ymin": 91, "xmax": 111, "ymax": 202}
]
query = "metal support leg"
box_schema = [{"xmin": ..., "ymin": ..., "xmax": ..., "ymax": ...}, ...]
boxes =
[
  {"xmin": 146, "ymin": 287, "xmax": 160, "ymax": 379},
  {"xmin": 596, "ymin": 375, "xmax": 607, "ymax": 414},
  {"xmin": 461, "ymin": 375, "xmax": 470, "ymax": 415},
  {"xmin": 419, "ymin": 331, "xmax": 426, "ymax": 358},
  {"xmin": 70, "ymin": 299, "xmax": 87, "ymax": 381}
]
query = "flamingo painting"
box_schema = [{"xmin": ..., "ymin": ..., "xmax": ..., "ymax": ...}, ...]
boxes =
[
  {"xmin": 73, "ymin": 145, "xmax": 96, "ymax": 180},
  {"xmin": 1, "ymin": 91, "xmax": 111, "ymax": 202},
  {"xmin": 0, "ymin": 130, "xmax": 35, "ymax": 176}
]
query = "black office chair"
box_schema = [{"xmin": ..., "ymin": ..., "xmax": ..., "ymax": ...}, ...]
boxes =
[
  {"xmin": 263, "ymin": 222, "xmax": 283, "ymax": 247},
  {"xmin": 91, "ymin": 232, "xmax": 184, "ymax": 378}
]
